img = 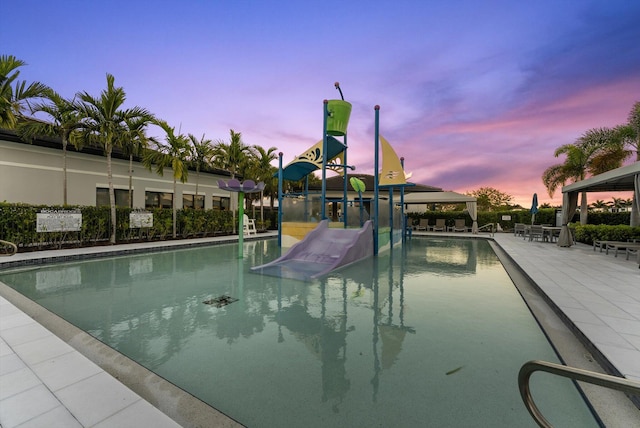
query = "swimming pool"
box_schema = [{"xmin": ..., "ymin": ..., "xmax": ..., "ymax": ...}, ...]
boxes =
[{"xmin": 0, "ymin": 238, "xmax": 599, "ymax": 427}]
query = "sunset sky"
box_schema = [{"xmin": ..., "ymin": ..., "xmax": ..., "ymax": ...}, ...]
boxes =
[{"xmin": 3, "ymin": 0, "xmax": 639, "ymax": 207}]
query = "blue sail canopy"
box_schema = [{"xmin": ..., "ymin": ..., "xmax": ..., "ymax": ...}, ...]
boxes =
[{"xmin": 278, "ymin": 136, "xmax": 346, "ymax": 181}]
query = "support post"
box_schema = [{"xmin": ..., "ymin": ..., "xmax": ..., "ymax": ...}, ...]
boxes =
[
  {"xmin": 374, "ymin": 105, "xmax": 380, "ymax": 255},
  {"xmin": 321, "ymin": 100, "xmax": 329, "ymax": 220},
  {"xmin": 278, "ymin": 152, "xmax": 283, "ymax": 247}
]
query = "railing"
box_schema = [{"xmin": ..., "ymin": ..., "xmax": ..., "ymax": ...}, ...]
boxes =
[
  {"xmin": 0, "ymin": 240, "xmax": 17, "ymax": 257},
  {"xmin": 519, "ymin": 360, "xmax": 640, "ymax": 428},
  {"xmin": 478, "ymin": 223, "xmax": 495, "ymax": 236}
]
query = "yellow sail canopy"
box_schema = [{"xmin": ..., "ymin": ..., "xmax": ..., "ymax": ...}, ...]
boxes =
[{"xmin": 379, "ymin": 135, "xmax": 409, "ymax": 186}]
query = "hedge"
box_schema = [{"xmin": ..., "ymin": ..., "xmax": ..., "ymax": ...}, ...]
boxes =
[{"xmin": 0, "ymin": 203, "xmax": 238, "ymax": 251}]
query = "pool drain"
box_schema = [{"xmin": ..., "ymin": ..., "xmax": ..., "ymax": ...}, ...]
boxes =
[{"xmin": 203, "ymin": 295, "xmax": 238, "ymax": 308}]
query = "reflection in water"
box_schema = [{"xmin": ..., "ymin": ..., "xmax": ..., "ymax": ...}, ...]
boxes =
[{"xmin": 0, "ymin": 238, "xmax": 598, "ymax": 428}]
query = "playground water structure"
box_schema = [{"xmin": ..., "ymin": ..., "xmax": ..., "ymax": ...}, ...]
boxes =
[
  {"xmin": 252, "ymin": 219, "xmax": 374, "ymax": 280},
  {"xmin": 0, "ymin": 237, "xmax": 601, "ymax": 427}
]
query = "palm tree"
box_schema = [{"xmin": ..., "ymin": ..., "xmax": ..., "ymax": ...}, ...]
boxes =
[
  {"xmin": 211, "ymin": 129, "xmax": 252, "ymax": 178},
  {"xmin": 248, "ymin": 145, "xmax": 278, "ymax": 223},
  {"xmin": 0, "ymin": 55, "xmax": 49, "ymax": 129},
  {"xmin": 75, "ymin": 73, "xmax": 152, "ymax": 243},
  {"xmin": 143, "ymin": 120, "xmax": 190, "ymax": 238},
  {"xmin": 211, "ymin": 129, "xmax": 252, "ymax": 232},
  {"xmin": 17, "ymin": 90, "xmax": 83, "ymax": 205},
  {"xmin": 188, "ymin": 133, "xmax": 214, "ymax": 209},
  {"xmin": 614, "ymin": 101, "xmax": 640, "ymax": 161},
  {"xmin": 589, "ymin": 199, "xmax": 611, "ymax": 211},
  {"xmin": 121, "ymin": 116, "xmax": 156, "ymax": 208},
  {"xmin": 542, "ymin": 128, "xmax": 626, "ymax": 224}
]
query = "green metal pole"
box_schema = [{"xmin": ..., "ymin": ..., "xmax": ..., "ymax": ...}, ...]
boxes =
[{"xmin": 238, "ymin": 191, "xmax": 244, "ymax": 258}]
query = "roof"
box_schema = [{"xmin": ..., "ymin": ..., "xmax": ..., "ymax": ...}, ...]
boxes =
[
  {"xmin": 308, "ymin": 174, "xmax": 442, "ymax": 193},
  {"xmin": 402, "ymin": 191, "xmax": 476, "ymax": 204},
  {"xmin": 280, "ymin": 136, "xmax": 347, "ymax": 181},
  {"xmin": 562, "ymin": 161, "xmax": 640, "ymax": 193}
]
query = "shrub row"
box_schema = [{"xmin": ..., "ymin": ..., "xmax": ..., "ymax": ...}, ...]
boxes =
[
  {"xmin": 0, "ymin": 203, "xmax": 244, "ymax": 251},
  {"xmin": 573, "ymin": 224, "xmax": 640, "ymax": 245}
]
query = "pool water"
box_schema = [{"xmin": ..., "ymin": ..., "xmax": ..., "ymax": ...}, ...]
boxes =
[{"xmin": 0, "ymin": 238, "xmax": 599, "ymax": 427}]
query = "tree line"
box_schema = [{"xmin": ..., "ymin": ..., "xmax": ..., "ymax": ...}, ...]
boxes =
[
  {"xmin": 1, "ymin": 54, "xmax": 279, "ymax": 243},
  {"xmin": 542, "ymin": 102, "xmax": 640, "ymax": 222}
]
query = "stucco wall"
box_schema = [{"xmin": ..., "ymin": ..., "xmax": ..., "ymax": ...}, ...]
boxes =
[{"xmin": 0, "ymin": 139, "xmax": 232, "ymax": 208}]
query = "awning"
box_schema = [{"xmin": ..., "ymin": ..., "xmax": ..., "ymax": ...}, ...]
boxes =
[
  {"xmin": 279, "ymin": 136, "xmax": 346, "ymax": 181},
  {"xmin": 403, "ymin": 191, "xmax": 476, "ymax": 204},
  {"xmin": 403, "ymin": 191, "xmax": 479, "ymax": 234}
]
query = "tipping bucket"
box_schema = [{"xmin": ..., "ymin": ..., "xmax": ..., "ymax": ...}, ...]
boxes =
[{"xmin": 326, "ymin": 100, "xmax": 352, "ymax": 136}]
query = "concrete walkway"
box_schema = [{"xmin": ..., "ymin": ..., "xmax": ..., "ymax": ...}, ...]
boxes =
[{"xmin": 1, "ymin": 231, "xmax": 639, "ymax": 427}]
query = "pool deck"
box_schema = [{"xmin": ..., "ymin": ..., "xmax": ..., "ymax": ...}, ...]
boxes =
[{"xmin": 1, "ymin": 231, "xmax": 639, "ymax": 427}]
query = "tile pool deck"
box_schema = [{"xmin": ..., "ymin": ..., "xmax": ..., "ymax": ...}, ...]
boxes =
[{"xmin": 1, "ymin": 231, "xmax": 639, "ymax": 427}]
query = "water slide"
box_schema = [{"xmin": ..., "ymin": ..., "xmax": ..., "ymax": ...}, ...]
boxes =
[{"xmin": 251, "ymin": 220, "xmax": 374, "ymax": 280}]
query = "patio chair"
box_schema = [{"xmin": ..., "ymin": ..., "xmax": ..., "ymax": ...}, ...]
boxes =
[
  {"xmin": 453, "ymin": 219, "xmax": 467, "ymax": 232},
  {"xmin": 514, "ymin": 223, "xmax": 526, "ymax": 237},
  {"xmin": 243, "ymin": 214, "xmax": 257, "ymax": 236},
  {"xmin": 416, "ymin": 219, "xmax": 430, "ymax": 231},
  {"xmin": 528, "ymin": 225, "xmax": 543, "ymax": 241},
  {"xmin": 432, "ymin": 218, "xmax": 446, "ymax": 232}
]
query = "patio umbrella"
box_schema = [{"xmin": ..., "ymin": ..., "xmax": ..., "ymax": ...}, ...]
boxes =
[{"xmin": 530, "ymin": 193, "xmax": 539, "ymax": 224}]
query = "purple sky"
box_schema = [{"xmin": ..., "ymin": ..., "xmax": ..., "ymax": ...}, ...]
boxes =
[{"xmin": 3, "ymin": 1, "xmax": 639, "ymax": 207}]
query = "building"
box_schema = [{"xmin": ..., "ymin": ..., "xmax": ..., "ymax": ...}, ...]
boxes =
[{"xmin": 0, "ymin": 130, "xmax": 233, "ymax": 210}]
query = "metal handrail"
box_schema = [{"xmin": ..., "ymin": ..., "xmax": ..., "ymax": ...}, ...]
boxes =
[
  {"xmin": 519, "ymin": 360, "xmax": 640, "ymax": 428},
  {"xmin": 478, "ymin": 223, "xmax": 494, "ymax": 236},
  {"xmin": 0, "ymin": 240, "xmax": 17, "ymax": 257}
]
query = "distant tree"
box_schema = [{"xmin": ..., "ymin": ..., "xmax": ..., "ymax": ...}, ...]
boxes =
[
  {"xmin": 17, "ymin": 90, "xmax": 83, "ymax": 205},
  {"xmin": 590, "ymin": 200, "xmax": 611, "ymax": 211},
  {"xmin": 0, "ymin": 55, "xmax": 49, "ymax": 128},
  {"xmin": 144, "ymin": 120, "xmax": 191, "ymax": 238},
  {"xmin": 466, "ymin": 187, "xmax": 513, "ymax": 211}
]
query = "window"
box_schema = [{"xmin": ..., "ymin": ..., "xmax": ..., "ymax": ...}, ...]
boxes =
[
  {"xmin": 212, "ymin": 196, "xmax": 230, "ymax": 211},
  {"xmin": 145, "ymin": 191, "xmax": 173, "ymax": 209},
  {"xmin": 97, "ymin": 188, "xmax": 130, "ymax": 207},
  {"xmin": 183, "ymin": 194, "xmax": 205, "ymax": 209}
]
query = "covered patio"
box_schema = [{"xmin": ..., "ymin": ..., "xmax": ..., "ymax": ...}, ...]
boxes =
[
  {"xmin": 403, "ymin": 191, "xmax": 478, "ymax": 233},
  {"xmin": 558, "ymin": 162, "xmax": 640, "ymax": 247}
]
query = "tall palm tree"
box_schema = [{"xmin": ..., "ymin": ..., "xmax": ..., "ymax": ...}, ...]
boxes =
[
  {"xmin": 0, "ymin": 55, "xmax": 49, "ymax": 129},
  {"xmin": 17, "ymin": 90, "xmax": 83, "ymax": 205},
  {"xmin": 211, "ymin": 129, "xmax": 252, "ymax": 232},
  {"xmin": 211, "ymin": 129, "xmax": 252, "ymax": 179},
  {"xmin": 614, "ymin": 101, "xmax": 640, "ymax": 161},
  {"xmin": 542, "ymin": 128, "xmax": 627, "ymax": 224},
  {"xmin": 188, "ymin": 133, "xmax": 214, "ymax": 209},
  {"xmin": 75, "ymin": 73, "xmax": 152, "ymax": 243},
  {"xmin": 121, "ymin": 116, "xmax": 156, "ymax": 208},
  {"xmin": 143, "ymin": 120, "xmax": 190, "ymax": 238},
  {"xmin": 249, "ymin": 145, "xmax": 278, "ymax": 223}
]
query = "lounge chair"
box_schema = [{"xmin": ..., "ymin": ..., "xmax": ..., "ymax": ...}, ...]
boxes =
[
  {"xmin": 416, "ymin": 219, "xmax": 430, "ymax": 231},
  {"xmin": 243, "ymin": 214, "xmax": 257, "ymax": 236},
  {"xmin": 432, "ymin": 218, "xmax": 446, "ymax": 232},
  {"xmin": 453, "ymin": 219, "xmax": 467, "ymax": 232}
]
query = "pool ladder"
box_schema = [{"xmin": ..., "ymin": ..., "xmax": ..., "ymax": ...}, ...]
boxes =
[
  {"xmin": 519, "ymin": 360, "xmax": 640, "ymax": 427},
  {"xmin": 0, "ymin": 240, "xmax": 17, "ymax": 257}
]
